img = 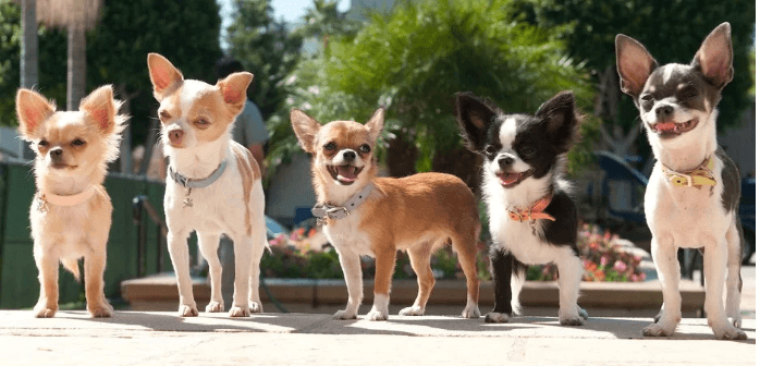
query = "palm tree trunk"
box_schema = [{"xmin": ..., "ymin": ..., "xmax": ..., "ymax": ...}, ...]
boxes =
[
  {"xmin": 20, "ymin": 0, "xmax": 38, "ymax": 159},
  {"xmin": 20, "ymin": 0, "xmax": 38, "ymax": 88},
  {"xmin": 66, "ymin": 25, "xmax": 86, "ymax": 111}
]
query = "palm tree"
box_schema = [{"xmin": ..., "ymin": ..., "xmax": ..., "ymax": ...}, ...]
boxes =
[
  {"xmin": 17, "ymin": 0, "xmax": 38, "ymax": 159},
  {"xmin": 36, "ymin": 0, "xmax": 102, "ymax": 111}
]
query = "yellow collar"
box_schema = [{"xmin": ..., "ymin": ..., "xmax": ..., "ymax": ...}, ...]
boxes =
[{"xmin": 661, "ymin": 156, "xmax": 716, "ymax": 187}]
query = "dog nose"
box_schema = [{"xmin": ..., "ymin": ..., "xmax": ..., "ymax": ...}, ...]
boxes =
[
  {"xmin": 498, "ymin": 156, "xmax": 514, "ymax": 169},
  {"xmin": 343, "ymin": 151, "xmax": 356, "ymax": 161},
  {"xmin": 656, "ymin": 105, "xmax": 674, "ymax": 120},
  {"xmin": 168, "ymin": 129, "xmax": 184, "ymax": 145},
  {"xmin": 50, "ymin": 147, "xmax": 63, "ymax": 160}
]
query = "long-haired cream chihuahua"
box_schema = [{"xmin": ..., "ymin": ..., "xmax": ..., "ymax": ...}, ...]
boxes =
[
  {"xmin": 16, "ymin": 86, "xmax": 127, "ymax": 318},
  {"xmin": 291, "ymin": 109, "xmax": 482, "ymax": 320},
  {"xmin": 148, "ymin": 53, "xmax": 267, "ymax": 317}
]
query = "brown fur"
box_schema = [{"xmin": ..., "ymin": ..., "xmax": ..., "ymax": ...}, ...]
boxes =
[
  {"xmin": 291, "ymin": 108, "xmax": 481, "ymax": 317},
  {"xmin": 231, "ymin": 142, "xmax": 261, "ymax": 235}
]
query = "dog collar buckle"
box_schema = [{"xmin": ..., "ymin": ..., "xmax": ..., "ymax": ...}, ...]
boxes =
[{"xmin": 312, "ymin": 184, "xmax": 374, "ymax": 223}]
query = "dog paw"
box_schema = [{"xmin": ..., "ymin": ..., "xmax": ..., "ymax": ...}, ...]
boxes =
[
  {"xmin": 205, "ymin": 302, "xmax": 224, "ymax": 313},
  {"xmin": 643, "ymin": 323, "xmax": 674, "ymax": 337},
  {"xmin": 33, "ymin": 304, "xmax": 57, "ymax": 318},
  {"xmin": 178, "ymin": 304, "xmax": 199, "ymax": 317},
  {"xmin": 87, "ymin": 302, "xmax": 113, "ymax": 318},
  {"xmin": 333, "ymin": 309, "xmax": 357, "ymax": 320},
  {"xmin": 461, "ymin": 304, "xmax": 481, "ymax": 319},
  {"xmin": 560, "ymin": 315, "xmax": 584, "ymax": 326},
  {"xmin": 731, "ymin": 317, "xmax": 742, "ymax": 329},
  {"xmin": 229, "ymin": 306, "xmax": 250, "ymax": 318},
  {"xmin": 249, "ymin": 302, "xmax": 263, "ymax": 314},
  {"xmin": 577, "ymin": 307, "xmax": 589, "ymax": 320},
  {"xmin": 366, "ymin": 309, "xmax": 388, "ymax": 321},
  {"xmin": 399, "ymin": 306, "xmax": 425, "ymax": 316},
  {"xmin": 484, "ymin": 312, "xmax": 510, "ymax": 323},
  {"xmin": 711, "ymin": 323, "xmax": 747, "ymax": 340}
]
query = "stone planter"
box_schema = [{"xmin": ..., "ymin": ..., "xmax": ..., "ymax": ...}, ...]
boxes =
[{"xmin": 121, "ymin": 274, "xmax": 705, "ymax": 318}]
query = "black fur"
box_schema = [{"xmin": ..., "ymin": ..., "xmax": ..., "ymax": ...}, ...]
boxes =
[
  {"xmin": 717, "ymin": 146, "xmax": 741, "ymax": 214},
  {"xmin": 487, "ymin": 246, "xmax": 527, "ymax": 320},
  {"xmin": 542, "ymin": 188, "xmax": 580, "ymax": 255},
  {"xmin": 456, "ymin": 91, "xmax": 583, "ymax": 322}
]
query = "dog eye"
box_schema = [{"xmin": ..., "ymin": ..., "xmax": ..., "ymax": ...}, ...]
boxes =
[
  {"xmin": 195, "ymin": 118, "xmax": 210, "ymax": 126},
  {"xmin": 679, "ymin": 88, "xmax": 699, "ymax": 99},
  {"xmin": 484, "ymin": 145, "xmax": 497, "ymax": 157},
  {"xmin": 71, "ymin": 139, "xmax": 86, "ymax": 147},
  {"xmin": 359, "ymin": 144, "xmax": 371, "ymax": 153},
  {"xmin": 159, "ymin": 110, "xmax": 171, "ymax": 120},
  {"xmin": 520, "ymin": 146, "xmax": 536, "ymax": 156},
  {"xmin": 641, "ymin": 94, "xmax": 654, "ymax": 102},
  {"xmin": 38, "ymin": 140, "xmax": 49, "ymax": 148},
  {"xmin": 324, "ymin": 142, "xmax": 336, "ymax": 151}
]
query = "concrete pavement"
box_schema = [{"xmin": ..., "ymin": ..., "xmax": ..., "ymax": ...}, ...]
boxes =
[{"xmin": 0, "ymin": 311, "xmax": 754, "ymax": 365}]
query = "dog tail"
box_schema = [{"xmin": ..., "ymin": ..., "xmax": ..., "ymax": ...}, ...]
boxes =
[{"xmin": 61, "ymin": 259, "xmax": 81, "ymax": 281}]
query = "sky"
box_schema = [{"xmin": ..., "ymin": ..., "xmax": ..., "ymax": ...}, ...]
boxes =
[{"xmin": 218, "ymin": 0, "xmax": 350, "ymax": 50}]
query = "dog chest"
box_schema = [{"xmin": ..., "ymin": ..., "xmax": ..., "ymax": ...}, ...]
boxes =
[
  {"xmin": 322, "ymin": 214, "xmax": 374, "ymax": 257},
  {"xmin": 645, "ymin": 169, "xmax": 731, "ymax": 247}
]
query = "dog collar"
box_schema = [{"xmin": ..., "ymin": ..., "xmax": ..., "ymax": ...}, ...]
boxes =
[
  {"xmin": 508, "ymin": 193, "xmax": 556, "ymax": 223},
  {"xmin": 312, "ymin": 183, "xmax": 375, "ymax": 221},
  {"xmin": 36, "ymin": 186, "xmax": 97, "ymax": 212},
  {"xmin": 169, "ymin": 160, "xmax": 228, "ymax": 189},
  {"xmin": 661, "ymin": 156, "xmax": 716, "ymax": 187}
]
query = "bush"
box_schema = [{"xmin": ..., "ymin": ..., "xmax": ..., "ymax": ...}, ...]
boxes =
[{"xmin": 266, "ymin": 0, "xmax": 596, "ymax": 183}]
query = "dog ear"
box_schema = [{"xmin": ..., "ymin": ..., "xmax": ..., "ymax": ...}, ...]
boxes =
[
  {"xmin": 455, "ymin": 92, "xmax": 499, "ymax": 152},
  {"xmin": 290, "ymin": 109, "xmax": 321, "ymax": 154},
  {"xmin": 691, "ymin": 22, "xmax": 734, "ymax": 89},
  {"xmin": 147, "ymin": 53, "xmax": 184, "ymax": 100},
  {"xmin": 80, "ymin": 85, "xmax": 122, "ymax": 135},
  {"xmin": 615, "ymin": 34, "xmax": 658, "ymax": 98},
  {"xmin": 535, "ymin": 91, "xmax": 580, "ymax": 152},
  {"xmin": 365, "ymin": 108, "xmax": 384, "ymax": 143},
  {"xmin": 217, "ymin": 72, "xmax": 254, "ymax": 116},
  {"xmin": 15, "ymin": 88, "xmax": 55, "ymax": 140}
]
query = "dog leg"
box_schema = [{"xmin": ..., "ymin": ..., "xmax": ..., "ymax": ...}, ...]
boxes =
[
  {"xmin": 198, "ymin": 232, "xmax": 224, "ymax": 313},
  {"xmin": 167, "ymin": 230, "xmax": 198, "ymax": 317},
  {"xmin": 229, "ymin": 234, "xmax": 252, "ymax": 317},
  {"xmin": 485, "ymin": 246, "xmax": 514, "ymax": 323},
  {"xmin": 367, "ymin": 247, "xmax": 396, "ymax": 321},
  {"xmin": 334, "ymin": 249, "xmax": 363, "ymax": 320},
  {"xmin": 557, "ymin": 249, "xmax": 584, "ymax": 326},
  {"xmin": 33, "ymin": 250, "xmax": 59, "ymax": 318},
  {"xmin": 725, "ymin": 219, "xmax": 743, "ymax": 328},
  {"xmin": 452, "ymin": 233, "xmax": 481, "ymax": 319},
  {"xmin": 511, "ymin": 260, "xmax": 527, "ymax": 317},
  {"xmin": 643, "ymin": 237, "xmax": 680, "ymax": 337},
  {"xmin": 400, "ymin": 243, "xmax": 433, "ymax": 317},
  {"xmin": 704, "ymin": 242, "xmax": 747, "ymax": 340},
  {"xmin": 84, "ymin": 247, "xmax": 113, "ymax": 318},
  {"xmin": 248, "ymin": 232, "xmax": 266, "ymax": 314}
]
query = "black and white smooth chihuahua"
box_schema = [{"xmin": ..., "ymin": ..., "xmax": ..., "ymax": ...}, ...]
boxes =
[
  {"xmin": 616, "ymin": 23, "xmax": 746, "ymax": 340},
  {"xmin": 456, "ymin": 91, "xmax": 588, "ymax": 325}
]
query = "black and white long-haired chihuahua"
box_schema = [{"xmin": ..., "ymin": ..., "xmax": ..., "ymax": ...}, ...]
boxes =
[
  {"xmin": 456, "ymin": 91, "xmax": 588, "ymax": 325},
  {"xmin": 616, "ymin": 23, "xmax": 746, "ymax": 340}
]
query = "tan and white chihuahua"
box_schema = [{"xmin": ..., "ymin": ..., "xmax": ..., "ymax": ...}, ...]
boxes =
[
  {"xmin": 147, "ymin": 53, "xmax": 267, "ymax": 317},
  {"xmin": 16, "ymin": 86, "xmax": 127, "ymax": 318},
  {"xmin": 291, "ymin": 108, "xmax": 482, "ymax": 320}
]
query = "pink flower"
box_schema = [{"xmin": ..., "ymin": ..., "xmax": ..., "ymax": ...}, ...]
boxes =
[
  {"xmin": 600, "ymin": 255, "xmax": 610, "ymax": 267},
  {"xmin": 613, "ymin": 260, "xmax": 627, "ymax": 272}
]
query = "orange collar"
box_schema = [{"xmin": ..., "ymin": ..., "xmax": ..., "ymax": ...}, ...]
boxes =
[{"xmin": 508, "ymin": 194, "xmax": 556, "ymax": 223}]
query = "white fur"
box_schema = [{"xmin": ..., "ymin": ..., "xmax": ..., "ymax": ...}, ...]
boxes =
[
  {"xmin": 162, "ymin": 82, "xmax": 267, "ymax": 318},
  {"xmin": 482, "ymin": 120, "xmax": 584, "ymax": 325},
  {"xmin": 642, "ymin": 91, "xmax": 745, "ymax": 339},
  {"xmin": 661, "ymin": 64, "xmax": 677, "ymax": 84},
  {"xmin": 367, "ymin": 293, "xmax": 390, "ymax": 320},
  {"xmin": 493, "ymin": 118, "xmax": 532, "ymax": 173}
]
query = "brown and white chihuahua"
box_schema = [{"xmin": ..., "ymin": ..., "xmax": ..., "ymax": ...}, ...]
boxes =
[
  {"xmin": 16, "ymin": 86, "xmax": 127, "ymax": 318},
  {"xmin": 291, "ymin": 108, "xmax": 482, "ymax": 320}
]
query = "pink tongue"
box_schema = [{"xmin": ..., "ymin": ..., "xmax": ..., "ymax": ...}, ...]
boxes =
[
  {"xmin": 655, "ymin": 122, "xmax": 677, "ymax": 132},
  {"xmin": 499, "ymin": 173, "xmax": 520, "ymax": 185},
  {"xmin": 337, "ymin": 166, "xmax": 358, "ymax": 181}
]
